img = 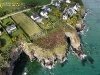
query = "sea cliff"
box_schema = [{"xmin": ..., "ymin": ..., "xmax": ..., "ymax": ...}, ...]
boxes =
[
  {"xmin": 7, "ymin": 22, "xmax": 86, "ymax": 75},
  {"xmin": 0, "ymin": 0, "xmax": 87, "ymax": 75}
]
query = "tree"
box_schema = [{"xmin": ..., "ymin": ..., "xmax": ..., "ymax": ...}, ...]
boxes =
[
  {"xmin": 67, "ymin": 18, "xmax": 72, "ymax": 24},
  {"xmin": 53, "ymin": 10, "xmax": 62, "ymax": 18}
]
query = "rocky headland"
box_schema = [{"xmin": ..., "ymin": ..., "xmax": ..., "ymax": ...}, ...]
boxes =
[
  {"xmin": 0, "ymin": 0, "xmax": 88, "ymax": 75},
  {"xmin": 6, "ymin": 21, "xmax": 87, "ymax": 75}
]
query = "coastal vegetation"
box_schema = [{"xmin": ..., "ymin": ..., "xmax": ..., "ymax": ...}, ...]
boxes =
[
  {"xmin": 33, "ymin": 29, "xmax": 66, "ymax": 49},
  {"xmin": 71, "ymin": 0, "xmax": 84, "ymax": 6},
  {"xmin": 0, "ymin": 0, "xmax": 86, "ymax": 74}
]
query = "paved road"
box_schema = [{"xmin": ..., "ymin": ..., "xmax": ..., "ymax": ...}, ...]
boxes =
[{"xmin": 0, "ymin": 9, "xmax": 30, "ymax": 20}]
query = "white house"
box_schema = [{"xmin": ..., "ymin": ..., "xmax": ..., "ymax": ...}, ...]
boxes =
[
  {"xmin": 31, "ymin": 13, "xmax": 40, "ymax": 21},
  {"xmin": 52, "ymin": 1, "xmax": 60, "ymax": 7},
  {"xmin": 67, "ymin": 8, "xmax": 76, "ymax": 16},
  {"xmin": 6, "ymin": 24, "xmax": 17, "ymax": 33},
  {"xmin": 63, "ymin": 13, "xmax": 68, "ymax": 20},
  {"xmin": 73, "ymin": 3, "xmax": 80, "ymax": 11},
  {"xmin": 40, "ymin": 7, "xmax": 51, "ymax": 18},
  {"xmin": 40, "ymin": 10, "xmax": 48, "ymax": 18},
  {"xmin": 66, "ymin": 0, "xmax": 71, "ymax": 3},
  {"xmin": 58, "ymin": 0, "xmax": 64, "ymax": 3},
  {"xmin": 42, "ymin": 6, "xmax": 52, "ymax": 12}
]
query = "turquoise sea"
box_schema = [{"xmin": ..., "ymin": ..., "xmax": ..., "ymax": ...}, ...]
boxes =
[{"xmin": 13, "ymin": 0, "xmax": 100, "ymax": 75}]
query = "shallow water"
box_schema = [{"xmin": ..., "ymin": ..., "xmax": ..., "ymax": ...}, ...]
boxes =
[{"xmin": 13, "ymin": 0, "xmax": 100, "ymax": 75}]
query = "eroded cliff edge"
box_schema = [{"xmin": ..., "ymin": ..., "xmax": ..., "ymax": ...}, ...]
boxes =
[{"xmin": 5, "ymin": 20, "xmax": 87, "ymax": 75}]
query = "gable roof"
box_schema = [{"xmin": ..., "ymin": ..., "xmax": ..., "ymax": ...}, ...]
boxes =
[
  {"xmin": 73, "ymin": 3, "xmax": 80, "ymax": 11},
  {"xmin": 76, "ymin": 3, "xmax": 80, "ymax": 8},
  {"xmin": 33, "ymin": 13, "xmax": 40, "ymax": 18},
  {"xmin": 67, "ymin": 8, "xmax": 76, "ymax": 16},
  {"xmin": 6, "ymin": 24, "xmax": 17, "ymax": 33},
  {"xmin": 52, "ymin": 1, "xmax": 60, "ymax": 6}
]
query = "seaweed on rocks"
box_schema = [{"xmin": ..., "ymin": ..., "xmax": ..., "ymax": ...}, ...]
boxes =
[
  {"xmin": 87, "ymin": 56, "xmax": 94, "ymax": 64},
  {"xmin": 81, "ymin": 58, "xmax": 87, "ymax": 66}
]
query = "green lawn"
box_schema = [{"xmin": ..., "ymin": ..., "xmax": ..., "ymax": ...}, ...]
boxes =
[
  {"xmin": 11, "ymin": 27, "xmax": 24, "ymax": 37},
  {"xmin": 0, "ymin": 32, "xmax": 12, "ymax": 51},
  {"xmin": 1, "ymin": 17, "xmax": 14, "ymax": 27},
  {"xmin": 12, "ymin": 13, "xmax": 41, "ymax": 37},
  {"xmin": 1, "ymin": 17, "xmax": 25, "ymax": 38},
  {"xmin": 71, "ymin": 0, "xmax": 84, "ymax": 6},
  {"xmin": 0, "ymin": 0, "xmax": 51, "ymax": 6},
  {"xmin": 0, "ymin": 0, "xmax": 51, "ymax": 14},
  {"xmin": 24, "ymin": 11, "xmax": 33, "ymax": 17},
  {"xmin": 38, "ymin": 12, "xmax": 60, "ymax": 30}
]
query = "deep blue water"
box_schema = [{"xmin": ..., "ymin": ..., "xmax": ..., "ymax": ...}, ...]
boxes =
[{"xmin": 13, "ymin": 0, "xmax": 100, "ymax": 75}]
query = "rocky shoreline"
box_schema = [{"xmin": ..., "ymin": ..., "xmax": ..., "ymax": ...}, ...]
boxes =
[
  {"xmin": 4, "ymin": 19, "xmax": 86, "ymax": 75},
  {"xmin": 1, "ymin": 6, "xmax": 88, "ymax": 75},
  {"xmin": 3, "ymin": 14, "xmax": 87, "ymax": 75}
]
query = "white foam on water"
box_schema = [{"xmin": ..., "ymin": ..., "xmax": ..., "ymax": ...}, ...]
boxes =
[{"xmin": 23, "ymin": 72, "xmax": 27, "ymax": 75}]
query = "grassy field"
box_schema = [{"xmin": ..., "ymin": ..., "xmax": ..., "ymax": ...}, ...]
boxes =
[
  {"xmin": 12, "ymin": 13, "xmax": 41, "ymax": 37},
  {"xmin": 1, "ymin": 17, "xmax": 14, "ymax": 27},
  {"xmin": 0, "ymin": 0, "xmax": 51, "ymax": 13},
  {"xmin": 0, "ymin": 31, "xmax": 12, "ymax": 51},
  {"xmin": 1, "ymin": 17, "xmax": 26, "ymax": 38},
  {"xmin": 0, "ymin": 0, "xmax": 51, "ymax": 5}
]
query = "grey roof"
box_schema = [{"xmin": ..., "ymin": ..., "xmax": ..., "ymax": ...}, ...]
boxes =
[
  {"xmin": 67, "ymin": 8, "xmax": 73, "ymax": 16},
  {"xmin": 42, "ymin": 10, "xmax": 47, "ymax": 14},
  {"xmin": 76, "ymin": 3, "xmax": 80, "ymax": 7},
  {"xmin": 41, "ymin": 7, "xmax": 51, "ymax": 14},
  {"xmin": 65, "ymin": 12, "xmax": 68, "ymax": 16},
  {"xmin": 6, "ymin": 25, "xmax": 16, "ymax": 33},
  {"xmin": 63, "ymin": 11, "xmax": 68, "ymax": 16},
  {"xmin": 52, "ymin": 1, "xmax": 60, "ymax": 6},
  {"xmin": 33, "ymin": 13, "xmax": 40, "ymax": 18}
]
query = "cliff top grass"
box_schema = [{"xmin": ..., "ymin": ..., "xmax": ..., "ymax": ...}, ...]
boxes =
[
  {"xmin": 33, "ymin": 29, "xmax": 66, "ymax": 49},
  {"xmin": 27, "ymin": 43, "xmax": 67, "ymax": 58}
]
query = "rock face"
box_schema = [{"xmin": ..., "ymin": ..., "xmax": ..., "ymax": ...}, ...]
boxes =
[
  {"xmin": 76, "ymin": 20, "xmax": 85, "ymax": 32},
  {"xmin": 5, "ymin": 21, "xmax": 87, "ymax": 75},
  {"xmin": 65, "ymin": 29, "xmax": 87, "ymax": 60},
  {"xmin": 7, "ymin": 46, "xmax": 22, "ymax": 75},
  {"xmin": 5, "ymin": 27, "xmax": 87, "ymax": 75},
  {"xmin": 20, "ymin": 42, "xmax": 68, "ymax": 69}
]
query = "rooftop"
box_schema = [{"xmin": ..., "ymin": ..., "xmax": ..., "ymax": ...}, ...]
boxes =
[{"xmin": 6, "ymin": 24, "xmax": 17, "ymax": 33}]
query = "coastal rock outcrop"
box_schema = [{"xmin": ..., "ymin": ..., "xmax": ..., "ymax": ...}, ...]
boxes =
[
  {"xmin": 7, "ymin": 46, "xmax": 22, "ymax": 75},
  {"xmin": 76, "ymin": 20, "xmax": 85, "ymax": 32},
  {"xmin": 6, "ymin": 27, "xmax": 87, "ymax": 75},
  {"xmin": 65, "ymin": 29, "xmax": 87, "ymax": 59},
  {"xmin": 22, "ymin": 42, "xmax": 68, "ymax": 69}
]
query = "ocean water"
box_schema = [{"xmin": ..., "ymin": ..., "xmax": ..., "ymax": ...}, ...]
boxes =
[{"xmin": 13, "ymin": 0, "xmax": 100, "ymax": 75}]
